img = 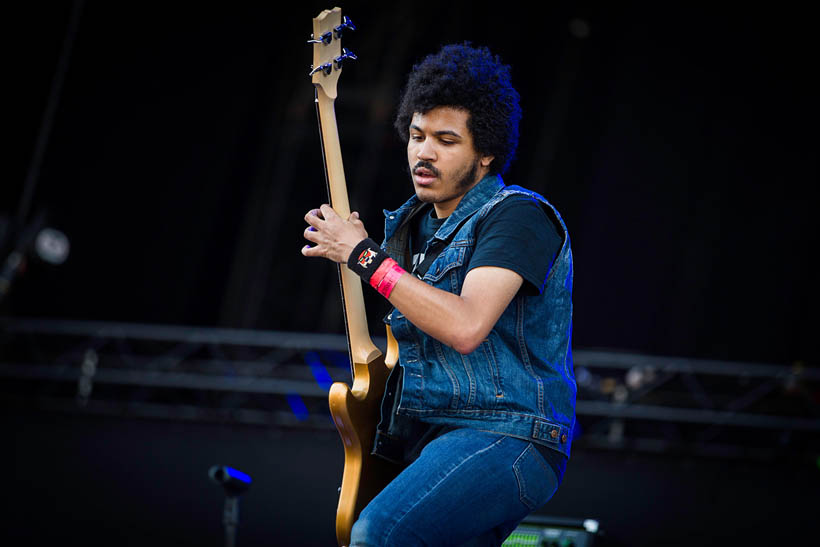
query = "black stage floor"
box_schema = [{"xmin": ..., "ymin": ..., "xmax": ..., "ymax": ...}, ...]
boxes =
[{"xmin": 7, "ymin": 410, "xmax": 817, "ymax": 546}]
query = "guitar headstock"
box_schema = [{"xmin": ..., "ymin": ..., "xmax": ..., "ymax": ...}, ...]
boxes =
[{"xmin": 310, "ymin": 7, "xmax": 357, "ymax": 99}]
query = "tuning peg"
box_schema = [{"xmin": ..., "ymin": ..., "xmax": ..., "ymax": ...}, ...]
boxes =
[
  {"xmin": 307, "ymin": 31, "xmax": 333, "ymax": 45},
  {"xmin": 334, "ymin": 48, "xmax": 358, "ymax": 69},
  {"xmin": 309, "ymin": 62, "xmax": 334, "ymax": 77},
  {"xmin": 333, "ymin": 16, "xmax": 356, "ymax": 39}
]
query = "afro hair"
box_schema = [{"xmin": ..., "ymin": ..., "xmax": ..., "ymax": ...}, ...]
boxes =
[{"xmin": 394, "ymin": 43, "xmax": 522, "ymax": 175}]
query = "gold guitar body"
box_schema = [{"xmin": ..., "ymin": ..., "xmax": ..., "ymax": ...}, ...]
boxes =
[
  {"xmin": 310, "ymin": 8, "xmax": 401, "ymax": 545},
  {"xmin": 328, "ymin": 328, "xmax": 400, "ymax": 546}
]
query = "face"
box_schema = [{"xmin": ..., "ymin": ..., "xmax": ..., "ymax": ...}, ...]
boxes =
[{"xmin": 407, "ymin": 107, "xmax": 494, "ymax": 218}]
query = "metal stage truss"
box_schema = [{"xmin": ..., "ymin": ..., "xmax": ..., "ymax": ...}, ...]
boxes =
[{"xmin": 2, "ymin": 317, "xmax": 818, "ymax": 463}]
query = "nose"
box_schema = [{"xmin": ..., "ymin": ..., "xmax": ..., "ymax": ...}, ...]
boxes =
[{"xmin": 417, "ymin": 137, "xmax": 436, "ymax": 161}]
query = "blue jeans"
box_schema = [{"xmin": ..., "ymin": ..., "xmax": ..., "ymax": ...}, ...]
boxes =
[{"xmin": 350, "ymin": 428, "xmax": 561, "ymax": 546}]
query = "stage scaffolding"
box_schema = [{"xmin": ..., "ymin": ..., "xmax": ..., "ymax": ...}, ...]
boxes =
[{"xmin": 2, "ymin": 317, "xmax": 818, "ymax": 463}]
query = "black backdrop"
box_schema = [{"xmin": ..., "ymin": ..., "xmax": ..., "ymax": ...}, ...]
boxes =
[
  {"xmin": 6, "ymin": 2, "xmax": 819, "ymax": 365},
  {"xmin": 5, "ymin": 3, "xmax": 820, "ymax": 546}
]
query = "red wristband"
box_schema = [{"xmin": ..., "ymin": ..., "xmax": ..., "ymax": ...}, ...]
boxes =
[
  {"xmin": 368, "ymin": 258, "xmax": 395, "ymax": 292},
  {"xmin": 375, "ymin": 261, "xmax": 405, "ymax": 298}
]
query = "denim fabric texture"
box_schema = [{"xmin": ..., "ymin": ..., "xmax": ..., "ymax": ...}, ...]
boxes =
[
  {"xmin": 377, "ymin": 175, "xmax": 576, "ymax": 459},
  {"xmin": 350, "ymin": 428, "xmax": 561, "ymax": 546}
]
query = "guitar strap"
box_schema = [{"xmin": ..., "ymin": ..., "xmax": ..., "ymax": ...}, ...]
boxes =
[
  {"xmin": 381, "ymin": 207, "xmax": 476, "ymax": 329},
  {"xmin": 411, "ymin": 210, "xmax": 478, "ymax": 279}
]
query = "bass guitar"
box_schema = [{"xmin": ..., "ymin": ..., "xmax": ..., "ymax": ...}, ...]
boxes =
[{"xmin": 309, "ymin": 7, "xmax": 401, "ymax": 546}]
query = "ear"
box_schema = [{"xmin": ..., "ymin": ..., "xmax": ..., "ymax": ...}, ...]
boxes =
[{"xmin": 480, "ymin": 155, "xmax": 494, "ymax": 168}]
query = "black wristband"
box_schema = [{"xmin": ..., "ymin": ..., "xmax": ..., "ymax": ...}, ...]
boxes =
[{"xmin": 347, "ymin": 238, "xmax": 389, "ymax": 283}]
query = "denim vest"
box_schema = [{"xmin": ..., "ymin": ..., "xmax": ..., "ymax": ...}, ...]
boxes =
[{"xmin": 377, "ymin": 175, "xmax": 577, "ymax": 458}]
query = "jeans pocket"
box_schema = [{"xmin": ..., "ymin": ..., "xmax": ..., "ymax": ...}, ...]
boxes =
[{"xmin": 512, "ymin": 443, "xmax": 558, "ymax": 511}]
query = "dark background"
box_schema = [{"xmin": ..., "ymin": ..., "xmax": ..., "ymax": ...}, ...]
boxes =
[{"xmin": 5, "ymin": 2, "xmax": 819, "ymax": 546}]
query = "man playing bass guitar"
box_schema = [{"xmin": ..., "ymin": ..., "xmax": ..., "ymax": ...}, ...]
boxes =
[{"xmin": 303, "ymin": 43, "xmax": 576, "ymax": 546}]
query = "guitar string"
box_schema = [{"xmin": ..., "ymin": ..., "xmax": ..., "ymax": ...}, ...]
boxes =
[{"xmin": 314, "ymin": 87, "xmax": 355, "ymax": 379}]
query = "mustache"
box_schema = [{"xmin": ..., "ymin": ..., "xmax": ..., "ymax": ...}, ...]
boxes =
[{"xmin": 412, "ymin": 161, "xmax": 440, "ymax": 177}]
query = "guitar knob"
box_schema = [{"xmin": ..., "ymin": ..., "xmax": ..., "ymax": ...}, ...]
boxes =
[
  {"xmin": 334, "ymin": 48, "xmax": 358, "ymax": 69},
  {"xmin": 334, "ymin": 15, "xmax": 357, "ymax": 38},
  {"xmin": 307, "ymin": 31, "xmax": 333, "ymax": 45}
]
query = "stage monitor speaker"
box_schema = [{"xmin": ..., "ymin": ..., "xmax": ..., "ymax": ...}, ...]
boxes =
[{"xmin": 503, "ymin": 515, "xmax": 604, "ymax": 547}]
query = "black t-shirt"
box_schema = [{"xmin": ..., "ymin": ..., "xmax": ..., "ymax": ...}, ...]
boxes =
[
  {"xmin": 409, "ymin": 206, "xmax": 446, "ymax": 273},
  {"xmin": 411, "ymin": 196, "xmax": 563, "ymax": 295},
  {"xmin": 468, "ymin": 195, "xmax": 562, "ymax": 295},
  {"xmin": 398, "ymin": 195, "xmax": 568, "ymax": 479}
]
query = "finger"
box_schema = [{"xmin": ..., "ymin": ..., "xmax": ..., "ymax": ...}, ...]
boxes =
[
  {"xmin": 301, "ymin": 244, "xmax": 324, "ymax": 258},
  {"xmin": 319, "ymin": 204, "xmax": 340, "ymax": 222},
  {"xmin": 306, "ymin": 208, "xmax": 325, "ymax": 221},
  {"xmin": 303, "ymin": 225, "xmax": 321, "ymax": 242},
  {"xmin": 349, "ymin": 211, "xmax": 365, "ymax": 228},
  {"xmin": 305, "ymin": 209, "xmax": 324, "ymax": 228}
]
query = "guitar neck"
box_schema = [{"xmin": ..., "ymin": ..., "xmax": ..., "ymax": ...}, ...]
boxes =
[
  {"xmin": 315, "ymin": 86, "xmax": 379, "ymax": 365},
  {"xmin": 315, "ymin": 87, "xmax": 352, "ymax": 218}
]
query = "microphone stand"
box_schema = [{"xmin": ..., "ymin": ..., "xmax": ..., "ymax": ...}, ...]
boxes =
[{"xmin": 208, "ymin": 465, "xmax": 252, "ymax": 547}]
